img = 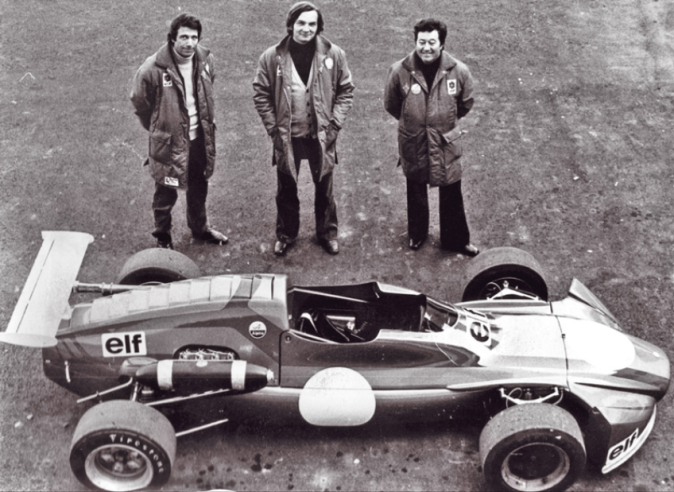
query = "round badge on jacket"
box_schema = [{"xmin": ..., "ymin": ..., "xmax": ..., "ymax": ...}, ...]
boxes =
[
  {"xmin": 411, "ymin": 83, "xmax": 421, "ymax": 95},
  {"xmin": 325, "ymin": 58, "xmax": 334, "ymax": 70}
]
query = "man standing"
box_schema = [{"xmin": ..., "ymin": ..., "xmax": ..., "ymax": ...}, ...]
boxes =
[
  {"xmin": 131, "ymin": 13, "xmax": 228, "ymax": 249},
  {"xmin": 385, "ymin": 19, "xmax": 479, "ymax": 256},
  {"xmin": 253, "ymin": 1, "xmax": 354, "ymax": 256}
]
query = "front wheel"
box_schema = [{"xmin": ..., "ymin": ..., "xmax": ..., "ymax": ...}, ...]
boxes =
[
  {"xmin": 460, "ymin": 247, "xmax": 549, "ymax": 301},
  {"xmin": 479, "ymin": 404, "xmax": 586, "ymax": 492},
  {"xmin": 70, "ymin": 400, "xmax": 176, "ymax": 491}
]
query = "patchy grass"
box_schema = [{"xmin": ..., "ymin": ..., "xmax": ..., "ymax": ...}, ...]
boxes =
[{"xmin": 1, "ymin": 0, "xmax": 673, "ymax": 490}]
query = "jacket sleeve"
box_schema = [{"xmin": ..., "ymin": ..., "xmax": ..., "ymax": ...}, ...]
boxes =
[
  {"xmin": 252, "ymin": 51, "xmax": 278, "ymax": 136},
  {"xmin": 130, "ymin": 62, "xmax": 155, "ymax": 132},
  {"xmin": 210, "ymin": 54, "xmax": 216, "ymax": 83},
  {"xmin": 330, "ymin": 48, "xmax": 355, "ymax": 130},
  {"xmin": 456, "ymin": 64, "xmax": 474, "ymax": 120},
  {"xmin": 384, "ymin": 64, "xmax": 403, "ymax": 120}
]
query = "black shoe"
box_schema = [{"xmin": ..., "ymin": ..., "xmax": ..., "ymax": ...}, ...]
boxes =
[
  {"xmin": 195, "ymin": 228, "xmax": 229, "ymax": 245},
  {"xmin": 409, "ymin": 238, "xmax": 425, "ymax": 250},
  {"xmin": 157, "ymin": 238, "xmax": 174, "ymax": 249},
  {"xmin": 459, "ymin": 244, "xmax": 480, "ymax": 256},
  {"xmin": 321, "ymin": 239, "xmax": 339, "ymax": 255},
  {"xmin": 274, "ymin": 240, "xmax": 291, "ymax": 256}
]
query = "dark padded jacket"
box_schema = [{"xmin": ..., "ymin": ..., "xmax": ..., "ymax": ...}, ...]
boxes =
[
  {"xmin": 131, "ymin": 44, "xmax": 216, "ymax": 189},
  {"xmin": 253, "ymin": 35, "xmax": 354, "ymax": 182},
  {"xmin": 385, "ymin": 50, "xmax": 474, "ymax": 186}
]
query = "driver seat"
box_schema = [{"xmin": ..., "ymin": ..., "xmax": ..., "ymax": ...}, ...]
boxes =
[{"xmin": 297, "ymin": 311, "xmax": 319, "ymax": 335}]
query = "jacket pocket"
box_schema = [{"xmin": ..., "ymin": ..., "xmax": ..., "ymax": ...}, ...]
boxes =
[
  {"xmin": 149, "ymin": 129, "xmax": 172, "ymax": 164},
  {"xmin": 441, "ymin": 127, "xmax": 463, "ymax": 163},
  {"xmin": 399, "ymin": 130, "xmax": 422, "ymax": 164},
  {"xmin": 399, "ymin": 131, "xmax": 426, "ymax": 181}
]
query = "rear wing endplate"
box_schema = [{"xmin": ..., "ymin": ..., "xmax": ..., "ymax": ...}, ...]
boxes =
[{"xmin": 0, "ymin": 231, "xmax": 93, "ymax": 348}]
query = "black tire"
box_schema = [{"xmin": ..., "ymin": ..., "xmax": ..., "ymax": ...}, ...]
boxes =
[
  {"xmin": 70, "ymin": 400, "xmax": 176, "ymax": 491},
  {"xmin": 480, "ymin": 404, "xmax": 586, "ymax": 492},
  {"xmin": 115, "ymin": 248, "xmax": 201, "ymax": 285},
  {"xmin": 460, "ymin": 247, "xmax": 549, "ymax": 301}
]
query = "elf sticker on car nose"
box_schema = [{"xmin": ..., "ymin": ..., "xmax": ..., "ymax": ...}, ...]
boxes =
[{"xmin": 102, "ymin": 332, "xmax": 147, "ymax": 357}]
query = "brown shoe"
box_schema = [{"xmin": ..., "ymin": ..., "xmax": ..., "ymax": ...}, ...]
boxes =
[
  {"xmin": 409, "ymin": 238, "xmax": 425, "ymax": 250},
  {"xmin": 195, "ymin": 228, "xmax": 229, "ymax": 245},
  {"xmin": 321, "ymin": 239, "xmax": 339, "ymax": 255},
  {"xmin": 274, "ymin": 240, "xmax": 291, "ymax": 256},
  {"xmin": 156, "ymin": 238, "xmax": 174, "ymax": 250},
  {"xmin": 460, "ymin": 244, "xmax": 480, "ymax": 256}
]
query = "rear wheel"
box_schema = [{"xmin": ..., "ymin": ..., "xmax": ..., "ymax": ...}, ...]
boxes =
[
  {"xmin": 461, "ymin": 247, "xmax": 549, "ymax": 301},
  {"xmin": 480, "ymin": 404, "xmax": 586, "ymax": 492},
  {"xmin": 70, "ymin": 400, "xmax": 176, "ymax": 491},
  {"xmin": 116, "ymin": 248, "xmax": 201, "ymax": 285}
]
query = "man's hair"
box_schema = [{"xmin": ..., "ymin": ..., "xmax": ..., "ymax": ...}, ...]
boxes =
[
  {"xmin": 167, "ymin": 13, "xmax": 202, "ymax": 45},
  {"xmin": 414, "ymin": 18, "xmax": 447, "ymax": 45},
  {"xmin": 286, "ymin": 1, "xmax": 324, "ymax": 36}
]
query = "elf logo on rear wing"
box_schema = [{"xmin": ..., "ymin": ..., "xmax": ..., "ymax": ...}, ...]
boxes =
[{"xmin": 102, "ymin": 332, "xmax": 147, "ymax": 357}]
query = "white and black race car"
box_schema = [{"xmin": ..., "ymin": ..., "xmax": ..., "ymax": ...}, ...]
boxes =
[{"xmin": 1, "ymin": 231, "xmax": 669, "ymax": 492}]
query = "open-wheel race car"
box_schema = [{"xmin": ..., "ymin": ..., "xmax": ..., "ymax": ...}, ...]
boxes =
[{"xmin": 1, "ymin": 231, "xmax": 669, "ymax": 492}]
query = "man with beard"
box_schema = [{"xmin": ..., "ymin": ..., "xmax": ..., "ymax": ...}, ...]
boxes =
[
  {"xmin": 385, "ymin": 18, "xmax": 479, "ymax": 256},
  {"xmin": 253, "ymin": 2, "xmax": 355, "ymax": 256}
]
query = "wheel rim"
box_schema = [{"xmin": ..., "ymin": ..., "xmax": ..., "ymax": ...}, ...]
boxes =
[
  {"xmin": 481, "ymin": 278, "xmax": 536, "ymax": 299},
  {"xmin": 84, "ymin": 444, "xmax": 153, "ymax": 491},
  {"xmin": 501, "ymin": 442, "xmax": 570, "ymax": 491}
]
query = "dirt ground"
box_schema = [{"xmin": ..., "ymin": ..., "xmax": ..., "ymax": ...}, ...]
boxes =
[{"xmin": 1, "ymin": 0, "xmax": 673, "ymax": 490}]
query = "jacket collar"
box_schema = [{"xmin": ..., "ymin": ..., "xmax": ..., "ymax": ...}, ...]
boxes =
[
  {"xmin": 154, "ymin": 43, "xmax": 211, "ymax": 72},
  {"xmin": 402, "ymin": 50, "xmax": 457, "ymax": 74},
  {"xmin": 401, "ymin": 50, "xmax": 457, "ymax": 91},
  {"xmin": 275, "ymin": 34, "xmax": 332, "ymax": 57}
]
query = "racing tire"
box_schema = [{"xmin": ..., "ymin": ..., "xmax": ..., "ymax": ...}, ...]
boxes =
[
  {"xmin": 479, "ymin": 404, "xmax": 586, "ymax": 492},
  {"xmin": 70, "ymin": 400, "xmax": 176, "ymax": 492},
  {"xmin": 460, "ymin": 247, "xmax": 549, "ymax": 301},
  {"xmin": 116, "ymin": 248, "xmax": 201, "ymax": 285}
]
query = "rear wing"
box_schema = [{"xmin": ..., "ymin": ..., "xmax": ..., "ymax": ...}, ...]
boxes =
[{"xmin": 0, "ymin": 231, "xmax": 93, "ymax": 348}]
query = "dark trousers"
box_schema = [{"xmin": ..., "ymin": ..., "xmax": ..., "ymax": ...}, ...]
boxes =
[
  {"xmin": 276, "ymin": 136, "xmax": 338, "ymax": 243},
  {"xmin": 152, "ymin": 134, "xmax": 209, "ymax": 242},
  {"xmin": 406, "ymin": 178, "xmax": 470, "ymax": 250}
]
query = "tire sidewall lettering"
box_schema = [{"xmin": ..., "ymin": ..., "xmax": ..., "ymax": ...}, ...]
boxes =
[{"xmin": 71, "ymin": 430, "xmax": 171, "ymax": 488}]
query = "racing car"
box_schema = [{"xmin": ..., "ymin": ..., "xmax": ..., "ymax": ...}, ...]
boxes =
[{"xmin": 1, "ymin": 231, "xmax": 669, "ymax": 492}]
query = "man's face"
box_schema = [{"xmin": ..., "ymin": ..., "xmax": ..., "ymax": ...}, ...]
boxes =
[
  {"xmin": 173, "ymin": 27, "xmax": 199, "ymax": 57},
  {"xmin": 415, "ymin": 30, "xmax": 443, "ymax": 64},
  {"xmin": 292, "ymin": 10, "xmax": 318, "ymax": 44}
]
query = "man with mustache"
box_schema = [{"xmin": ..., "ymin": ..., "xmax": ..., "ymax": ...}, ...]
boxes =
[{"xmin": 131, "ymin": 13, "xmax": 228, "ymax": 250}]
